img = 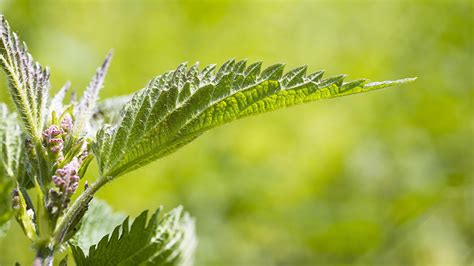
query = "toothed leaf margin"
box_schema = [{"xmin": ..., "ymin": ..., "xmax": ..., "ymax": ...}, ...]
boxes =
[
  {"xmin": 71, "ymin": 207, "xmax": 196, "ymax": 266},
  {"xmin": 93, "ymin": 59, "xmax": 415, "ymax": 178}
]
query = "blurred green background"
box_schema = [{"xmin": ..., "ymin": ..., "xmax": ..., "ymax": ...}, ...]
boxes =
[{"xmin": 0, "ymin": 0, "xmax": 472, "ymax": 265}]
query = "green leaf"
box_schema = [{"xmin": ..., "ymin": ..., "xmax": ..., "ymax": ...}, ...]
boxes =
[
  {"xmin": 49, "ymin": 81, "xmax": 71, "ymax": 119},
  {"xmin": 0, "ymin": 179, "xmax": 13, "ymax": 227},
  {"xmin": 14, "ymin": 187, "xmax": 37, "ymax": 241},
  {"xmin": 93, "ymin": 60, "xmax": 416, "ymax": 178},
  {"xmin": 71, "ymin": 206, "xmax": 196, "ymax": 266},
  {"xmin": 0, "ymin": 176, "xmax": 13, "ymax": 227},
  {"xmin": 58, "ymin": 255, "xmax": 69, "ymax": 266},
  {"xmin": 0, "ymin": 103, "xmax": 24, "ymax": 180},
  {"xmin": 0, "ymin": 104, "xmax": 23, "ymax": 225},
  {"xmin": 70, "ymin": 198, "xmax": 126, "ymax": 253},
  {"xmin": 91, "ymin": 95, "xmax": 131, "ymax": 130},
  {"xmin": 0, "ymin": 220, "xmax": 10, "ymax": 238},
  {"xmin": 0, "ymin": 15, "xmax": 50, "ymax": 139}
]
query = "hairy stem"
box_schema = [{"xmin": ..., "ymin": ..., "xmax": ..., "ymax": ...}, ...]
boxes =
[
  {"xmin": 34, "ymin": 141, "xmax": 49, "ymax": 189},
  {"xmin": 33, "ymin": 246, "xmax": 53, "ymax": 266},
  {"xmin": 51, "ymin": 176, "xmax": 109, "ymax": 246}
]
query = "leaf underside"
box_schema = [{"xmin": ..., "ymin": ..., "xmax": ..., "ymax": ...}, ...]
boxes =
[
  {"xmin": 71, "ymin": 207, "xmax": 196, "ymax": 266},
  {"xmin": 93, "ymin": 59, "xmax": 415, "ymax": 178}
]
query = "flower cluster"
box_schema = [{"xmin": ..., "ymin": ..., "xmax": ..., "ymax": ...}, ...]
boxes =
[
  {"xmin": 42, "ymin": 114, "xmax": 74, "ymax": 161},
  {"xmin": 47, "ymin": 158, "xmax": 81, "ymax": 215},
  {"xmin": 53, "ymin": 158, "xmax": 80, "ymax": 194},
  {"xmin": 42, "ymin": 125, "xmax": 63, "ymax": 154},
  {"xmin": 60, "ymin": 114, "xmax": 73, "ymax": 133}
]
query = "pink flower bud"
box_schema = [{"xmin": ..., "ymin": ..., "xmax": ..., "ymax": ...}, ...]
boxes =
[
  {"xmin": 50, "ymin": 143, "xmax": 63, "ymax": 153},
  {"xmin": 60, "ymin": 114, "xmax": 74, "ymax": 133},
  {"xmin": 43, "ymin": 125, "xmax": 65, "ymax": 154},
  {"xmin": 49, "ymin": 138, "xmax": 63, "ymax": 144},
  {"xmin": 56, "ymin": 168, "xmax": 67, "ymax": 177}
]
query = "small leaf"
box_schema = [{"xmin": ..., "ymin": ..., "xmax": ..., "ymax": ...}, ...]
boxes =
[
  {"xmin": 0, "ymin": 104, "xmax": 23, "ymax": 225},
  {"xmin": 91, "ymin": 95, "xmax": 131, "ymax": 130},
  {"xmin": 0, "ymin": 104, "xmax": 24, "ymax": 180},
  {"xmin": 0, "ymin": 179, "xmax": 13, "ymax": 227},
  {"xmin": 13, "ymin": 187, "xmax": 37, "ymax": 241},
  {"xmin": 49, "ymin": 81, "xmax": 71, "ymax": 117},
  {"xmin": 71, "ymin": 206, "xmax": 196, "ymax": 266},
  {"xmin": 73, "ymin": 51, "xmax": 113, "ymax": 137},
  {"xmin": 0, "ymin": 15, "xmax": 50, "ymax": 139},
  {"xmin": 93, "ymin": 60, "xmax": 416, "ymax": 178}
]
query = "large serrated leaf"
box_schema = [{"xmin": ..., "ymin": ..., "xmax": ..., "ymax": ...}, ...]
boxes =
[
  {"xmin": 93, "ymin": 60, "xmax": 415, "ymax": 178},
  {"xmin": 71, "ymin": 206, "xmax": 196, "ymax": 266},
  {"xmin": 70, "ymin": 199, "xmax": 126, "ymax": 255}
]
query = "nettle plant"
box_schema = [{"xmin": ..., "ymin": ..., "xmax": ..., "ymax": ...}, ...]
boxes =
[{"xmin": 0, "ymin": 15, "xmax": 415, "ymax": 265}]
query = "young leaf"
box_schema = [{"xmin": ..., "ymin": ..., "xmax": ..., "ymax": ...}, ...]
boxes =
[
  {"xmin": 71, "ymin": 206, "xmax": 196, "ymax": 266},
  {"xmin": 93, "ymin": 60, "xmax": 416, "ymax": 178},
  {"xmin": 49, "ymin": 81, "xmax": 71, "ymax": 117},
  {"xmin": 0, "ymin": 104, "xmax": 24, "ymax": 180},
  {"xmin": 70, "ymin": 198, "xmax": 126, "ymax": 253},
  {"xmin": 0, "ymin": 104, "xmax": 23, "ymax": 226},
  {"xmin": 0, "ymin": 180, "xmax": 13, "ymax": 228},
  {"xmin": 0, "ymin": 15, "xmax": 50, "ymax": 139},
  {"xmin": 73, "ymin": 52, "xmax": 113, "ymax": 137},
  {"xmin": 91, "ymin": 95, "xmax": 131, "ymax": 130}
]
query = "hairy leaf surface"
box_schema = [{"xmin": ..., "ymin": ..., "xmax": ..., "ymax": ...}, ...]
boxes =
[
  {"xmin": 74, "ymin": 52, "xmax": 113, "ymax": 137},
  {"xmin": 93, "ymin": 60, "xmax": 415, "ymax": 177},
  {"xmin": 91, "ymin": 95, "xmax": 131, "ymax": 130},
  {"xmin": 0, "ymin": 15, "xmax": 50, "ymax": 139},
  {"xmin": 70, "ymin": 199, "xmax": 126, "ymax": 254},
  {"xmin": 71, "ymin": 207, "xmax": 196, "ymax": 266},
  {"xmin": 0, "ymin": 104, "xmax": 23, "ymax": 179},
  {"xmin": 49, "ymin": 81, "xmax": 71, "ymax": 118},
  {"xmin": 0, "ymin": 104, "xmax": 23, "ymax": 226}
]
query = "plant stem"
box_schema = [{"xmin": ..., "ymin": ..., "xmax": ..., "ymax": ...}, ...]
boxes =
[
  {"xmin": 33, "ymin": 246, "xmax": 53, "ymax": 266},
  {"xmin": 51, "ymin": 176, "xmax": 109, "ymax": 246}
]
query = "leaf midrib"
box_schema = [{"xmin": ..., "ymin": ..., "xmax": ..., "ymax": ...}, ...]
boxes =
[{"xmin": 103, "ymin": 78, "xmax": 317, "ymax": 177}]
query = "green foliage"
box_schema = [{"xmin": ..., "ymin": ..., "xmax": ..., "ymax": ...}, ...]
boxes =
[
  {"xmin": 0, "ymin": 103, "xmax": 23, "ymax": 180},
  {"xmin": 0, "ymin": 15, "xmax": 49, "ymax": 139},
  {"xmin": 71, "ymin": 207, "xmax": 196, "ymax": 266},
  {"xmin": 49, "ymin": 81, "xmax": 71, "ymax": 121},
  {"xmin": 0, "ymin": 220, "xmax": 9, "ymax": 238},
  {"xmin": 0, "ymin": 2, "xmax": 470, "ymax": 266},
  {"xmin": 71, "ymin": 199, "xmax": 126, "ymax": 253},
  {"xmin": 0, "ymin": 10, "xmax": 422, "ymax": 266},
  {"xmin": 91, "ymin": 95, "xmax": 131, "ymax": 130},
  {"xmin": 0, "ymin": 104, "xmax": 23, "ymax": 226},
  {"xmin": 93, "ymin": 61, "xmax": 415, "ymax": 178},
  {"xmin": 73, "ymin": 52, "xmax": 113, "ymax": 137},
  {"xmin": 0, "ymin": 179, "xmax": 12, "ymax": 228}
]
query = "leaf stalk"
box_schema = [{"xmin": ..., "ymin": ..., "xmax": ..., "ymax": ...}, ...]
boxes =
[{"xmin": 51, "ymin": 176, "xmax": 109, "ymax": 247}]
